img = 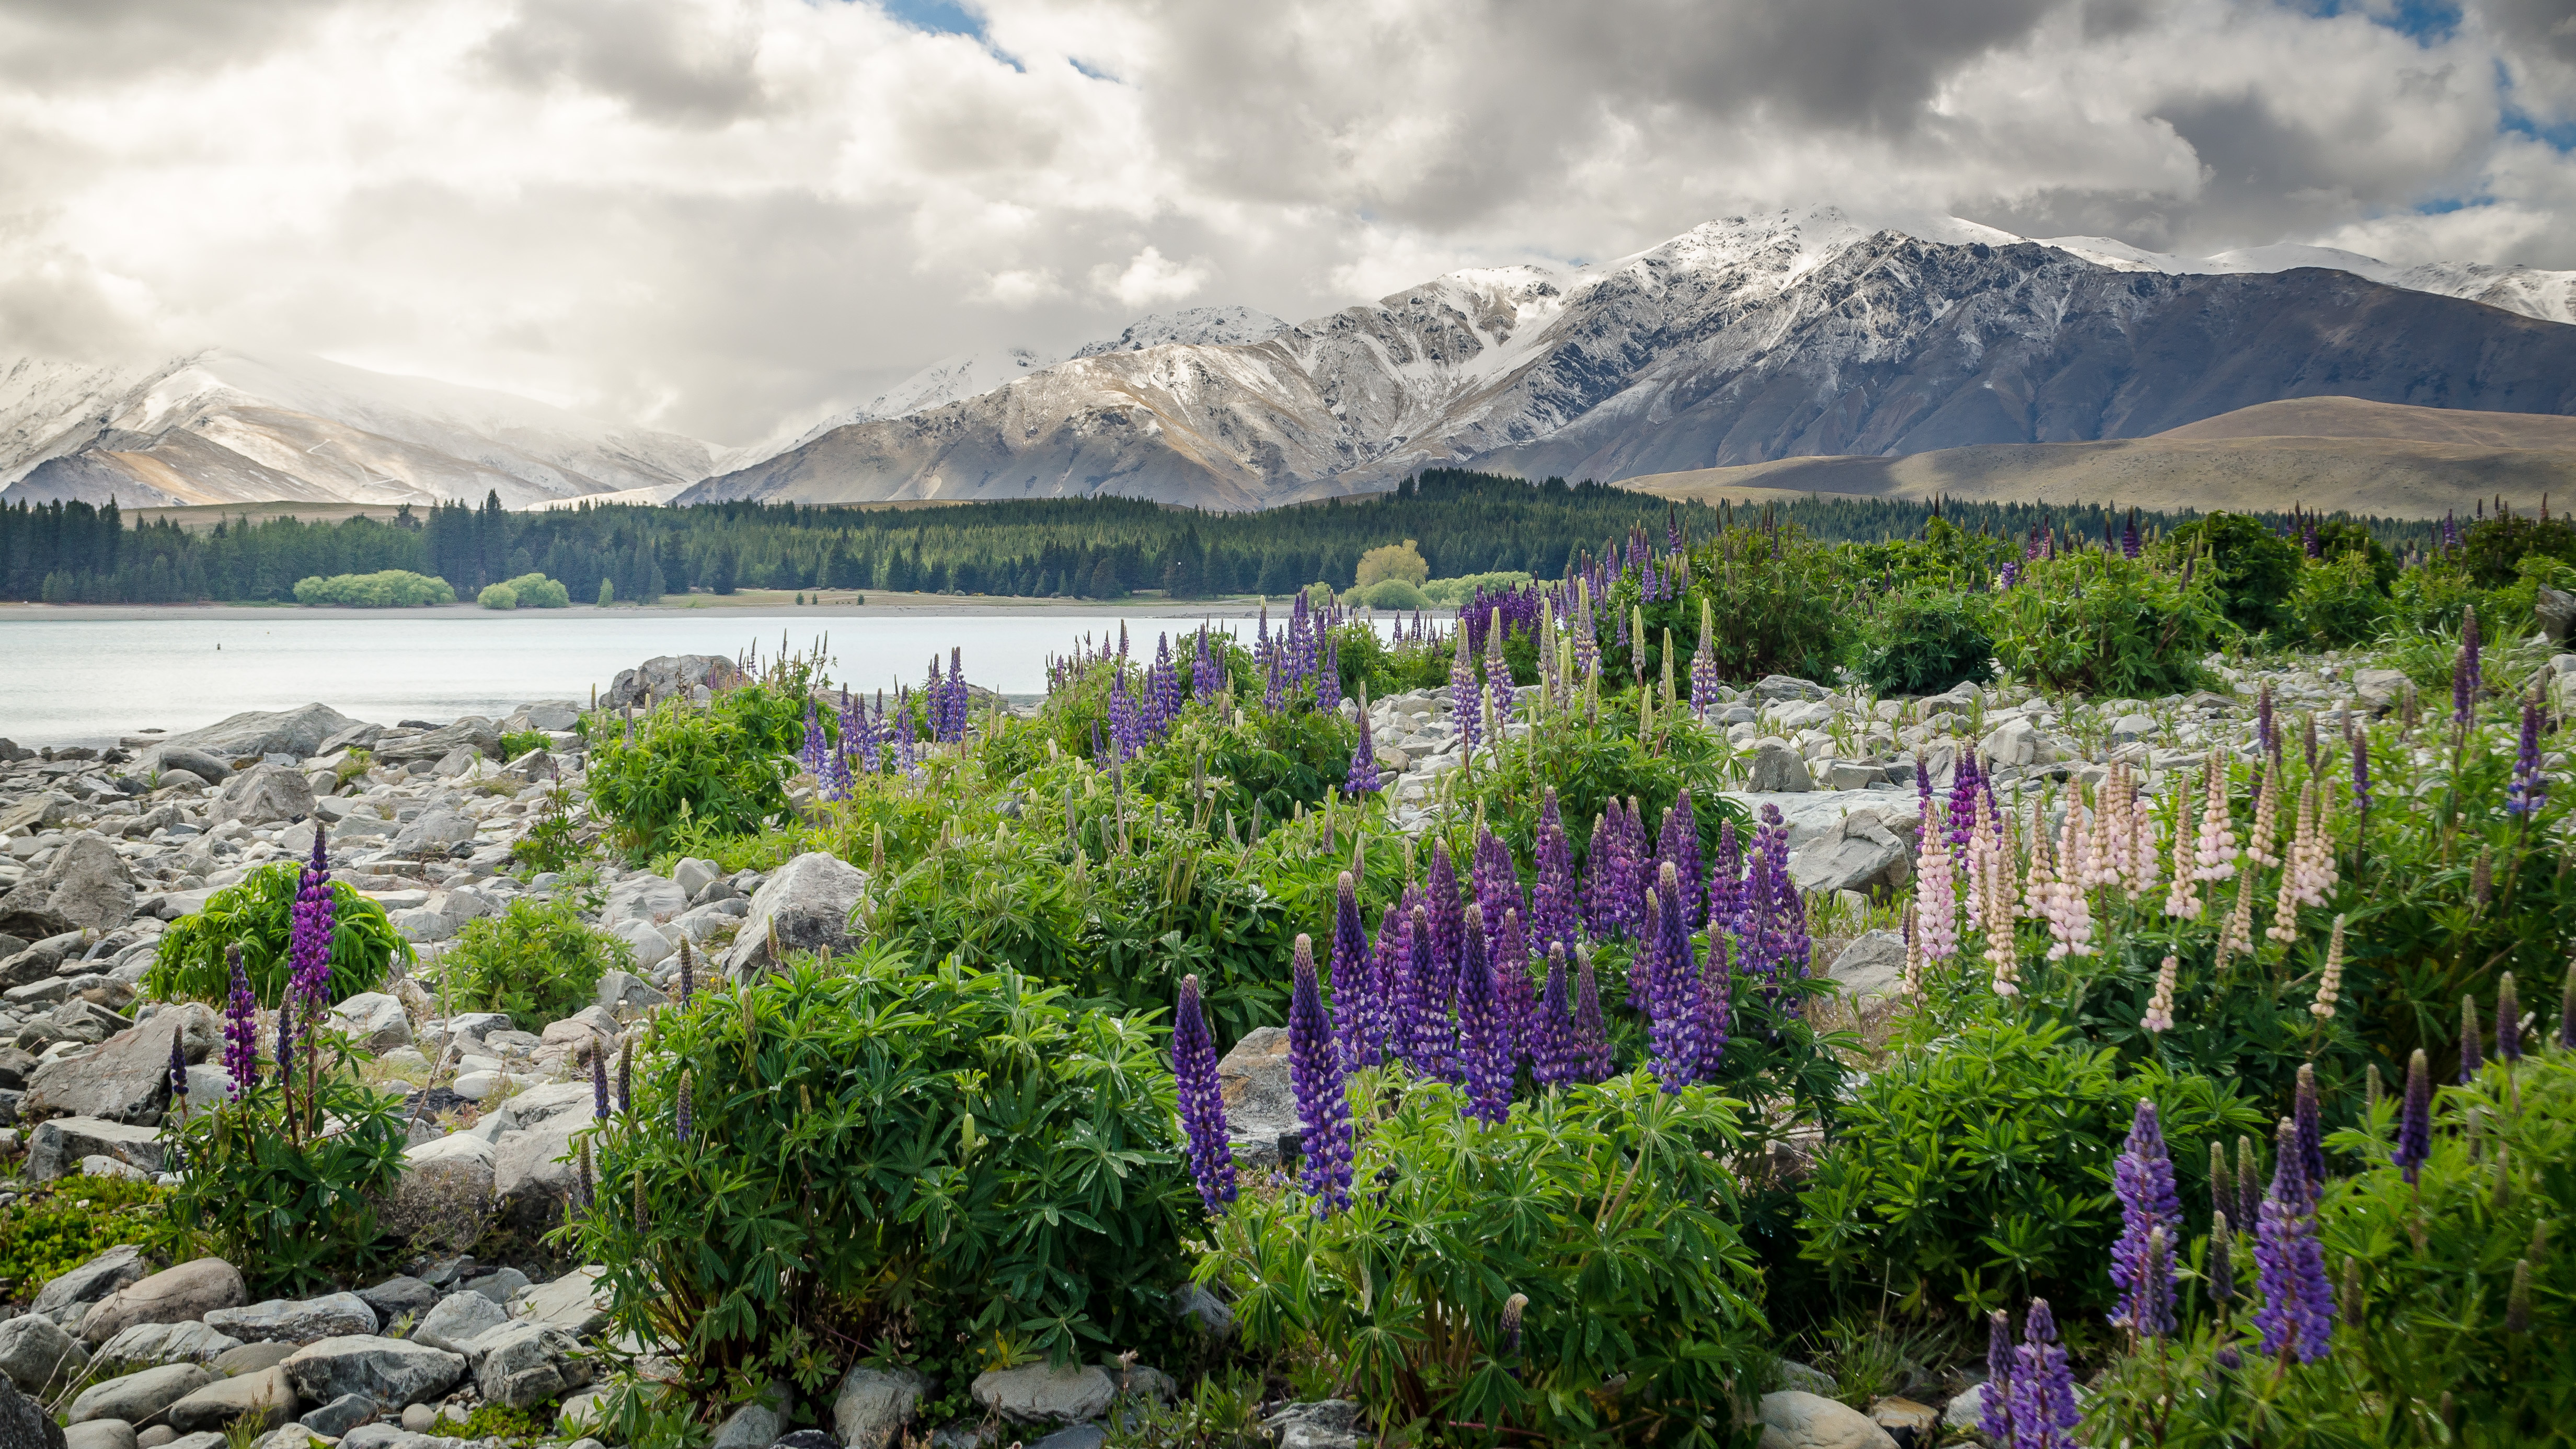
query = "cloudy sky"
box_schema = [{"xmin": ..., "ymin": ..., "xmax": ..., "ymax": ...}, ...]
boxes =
[{"xmin": 3, "ymin": 0, "xmax": 2571, "ymax": 446}]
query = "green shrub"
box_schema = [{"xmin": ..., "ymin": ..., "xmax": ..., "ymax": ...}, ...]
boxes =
[
  {"xmin": 2388, "ymin": 558, "xmax": 2486, "ymax": 636},
  {"xmin": 1417, "ymin": 570, "xmax": 1533, "ymax": 606},
  {"xmin": 0, "ymin": 1176, "xmax": 165, "ymax": 1308},
  {"xmin": 1856, "ymin": 586, "xmax": 1995, "ymax": 695},
  {"xmin": 586, "ymin": 675, "xmax": 815, "ymax": 858},
  {"xmin": 436, "ymin": 894, "xmax": 630, "ymax": 1032},
  {"xmin": 1355, "ymin": 539, "xmax": 1430, "ymax": 589},
  {"xmin": 1652, "ymin": 523, "xmax": 1849, "ymax": 684},
  {"xmin": 498, "ymin": 729, "xmax": 552, "ymax": 760},
  {"xmin": 2086, "ymin": 1048, "xmax": 2576, "ymax": 1444},
  {"xmin": 1351, "ymin": 577, "xmax": 1428, "ymax": 611},
  {"xmin": 1797, "ymin": 1016, "xmax": 2259, "ymax": 1317},
  {"xmin": 512, "ymin": 784, "xmax": 590, "ymax": 874},
  {"xmin": 1990, "ymin": 550, "xmax": 2225, "ymax": 696},
  {"xmin": 598, "ymin": 577, "xmax": 616, "ymax": 606},
  {"xmin": 502, "ymin": 572, "xmax": 571, "ymax": 607},
  {"xmin": 2286, "ymin": 549, "xmax": 2389, "ymax": 646},
  {"xmin": 1205, "ymin": 1070, "xmax": 1769, "ymax": 1445},
  {"xmin": 1127, "ymin": 704, "xmax": 1358, "ymax": 830},
  {"xmin": 479, "ymin": 582, "xmax": 519, "ymax": 610},
  {"xmin": 164, "ymin": 1071, "xmax": 410, "ymax": 1294},
  {"xmin": 145, "ymin": 861, "xmax": 412, "ymax": 1008},
  {"xmin": 2164, "ymin": 511, "xmax": 2303, "ymax": 635},
  {"xmin": 2459, "ymin": 509, "xmax": 2576, "ymax": 588},
  {"xmin": 292, "ymin": 570, "xmax": 456, "ymax": 607},
  {"xmin": 562, "ymin": 953, "xmax": 1194, "ymax": 1402},
  {"xmin": 2313, "ymin": 518, "xmax": 2398, "ymax": 591}
]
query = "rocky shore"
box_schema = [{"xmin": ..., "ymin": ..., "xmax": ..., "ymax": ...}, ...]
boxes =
[{"xmin": 1, "ymin": 643, "xmax": 2564, "ymax": 1449}]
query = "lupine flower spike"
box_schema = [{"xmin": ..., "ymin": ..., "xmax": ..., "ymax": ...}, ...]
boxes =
[
  {"xmin": 2394, "ymin": 1049, "xmax": 2432, "ymax": 1186},
  {"xmin": 2498, "ymin": 972, "xmax": 2523, "ymax": 1063},
  {"xmin": 1172, "ymin": 974, "xmax": 1236, "ymax": 1211},
  {"xmin": 2010, "ymin": 1300, "xmax": 2079, "ymax": 1448},
  {"xmin": 222, "ymin": 944, "xmax": 258, "ymax": 1101},
  {"xmin": 2309, "ymin": 916, "xmax": 2344, "ymax": 1020},
  {"xmin": 1981, "ymin": 1311, "xmax": 2018, "ymax": 1447},
  {"xmin": 2143, "ymin": 956, "xmax": 2177, "ymax": 1033},
  {"xmin": 2254, "ymin": 1117, "xmax": 2335, "ymax": 1363},
  {"xmin": 1287, "ymin": 936, "xmax": 1355, "ymax": 1211},
  {"xmin": 2111, "ymin": 1100, "xmax": 2181, "ymax": 1337},
  {"xmin": 2462, "ymin": 995, "xmax": 2485, "ymax": 1082}
]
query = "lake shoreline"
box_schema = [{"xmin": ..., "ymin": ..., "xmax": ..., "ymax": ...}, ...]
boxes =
[{"xmin": 0, "ymin": 588, "xmax": 1274, "ymax": 625}]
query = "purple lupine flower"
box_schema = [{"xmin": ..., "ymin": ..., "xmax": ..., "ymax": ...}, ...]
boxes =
[
  {"xmin": 2111, "ymin": 1100, "xmax": 2182, "ymax": 1336},
  {"xmin": 618, "ymin": 1041, "xmax": 631, "ymax": 1116},
  {"xmin": 2510, "ymin": 700, "xmax": 2546, "ymax": 817},
  {"xmin": 1689, "ymin": 614, "xmax": 1721, "ymax": 718},
  {"xmin": 167, "ymin": 1031, "xmax": 188, "ymax": 1111},
  {"xmin": 1172, "ymin": 973, "xmax": 1237, "ymax": 1211},
  {"xmin": 1473, "ymin": 827, "xmax": 1525, "ymax": 971},
  {"xmin": 2257, "ymin": 684, "xmax": 2276, "ymax": 761},
  {"xmin": 2454, "ymin": 606, "xmax": 2481, "ymax": 729},
  {"xmin": 1980, "ymin": 1311, "xmax": 2018, "ymax": 1446},
  {"xmin": 1688, "ymin": 927, "xmax": 1731, "ymax": 1082},
  {"xmin": 2294, "ymin": 1064, "xmax": 2325, "ymax": 1199},
  {"xmin": 2394, "ymin": 1048, "xmax": 2431, "ymax": 1183},
  {"xmin": 2351, "ymin": 729, "xmax": 2370, "ymax": 819},
  {"xmin": 1287, "ymin": 936, "xmax": 1354, "ymax": 1210},
  {"xmin": 1329, "ymin": 872, "xmax": 1376, "ymax": 1070},
  {"xmin": 1404, "ymin": 905, "xmax": 1446, "ymax": 1077},
  {"xmin": 1454, "ymin": 907, "xmax": 1511, "ymax": 1124},
  {"xmin": 273, "ymin": 986, "xmax": 295, "ymax": 1083},
  {"xmin": 942, "ymin": 648, "xmax": 968, "ymax": 742},
  {"xmin": 1583, "ymin": 808, "xmax": 1622, "ymax": 939},
  {"xmin": 1707, "ymin": 818, "xmax": 1742, "ymax": 937},
  {"xmin": 892, "ymin": 694, "xmax": 918, "ymax": 776},
  {"xmin": 2209, "ymin": 1212, "xmax": 2236, "ymax": 1306},
  {"xmin": 222, "ymin": 945, "xmax": 257, "ymax": 1101},
  {"xmin": 1193, "ymin": 628, "xmax": 1222, "ymax": 700},
  {"xmin": 1658, "ymin": 790, "xmax": 1704, "ymax": 927},
  {"xmin": 1571, "ymin": 945, "xmax": 1612, "ymax": 1082},
  {"xmin": 1648, "ymin": 864, "xmax": 1697, "ymax": 1091},
  {"xmin": 1427, "ymin": 840, "xmax": 1465, "ymax": 1015},
  {"xmin": 2253, "ymin": 1118, "xmax": 2335, "ymax": 1363},
  {"xmin": 1450, "ymin": 627, "xmax": 1482, "ymax": 754},
  {"xmin": 2122, "ymin": 513, "xmax": 2141, "ymax": 558},
  {"xmin": 592, "ymin": 1043, "xmax": 610, "ymax": 1121},
  {"xmin": 1493, "ymin": 907, "xmax": 1534, "ymax": 1069},
  {"xmin": 1370, "ymin": 904, "xmax": 1406, "ymax": 1068},
  {"xmin": 800, "ymin": 697, "xmax": 830, "ymax": 779},
  {"xmin": 675, "ymin": 1071, "xmax": 694, "ymax": 1144},
  {"xmin": 1531, "ymin": 789, "xmax": 1578, "ymax": 956},
  {"xmin": 1345, "ymin": 714, "xmax": 1383, "ymax": 796},
  {"xmin": 2010, "ymin": 1301, "xmax": 2080, "ymax": 1449},
  {"xmin": 286, "ymin": 826, "xmax": 336, "ymax": 1014},
  {"xmin": 1946, "ymin": 753, "xmax": 1983, "ymax": 850},
  {"xmin": 1532, "ymin": 944, "xmax": 1576, "ymax": 1087},
  {"xmin": 1319, "ymin": 636, "xmax": 1342, "ymax": 715}
]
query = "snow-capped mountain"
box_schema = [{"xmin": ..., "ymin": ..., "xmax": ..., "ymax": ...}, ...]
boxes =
[
  {"xmin": 0, "ymin": 349, "xmax": 718, "ymax": 509},
  {"xmin": 1073, "ymin": 305, "xmax": 1288, "ymax": 358},
  {"xmin": 722, "ymin": 308, "xmax": 1295, "ymax": 474},
  {"xmin": 682, "ymin": 207, "xmax": 2576, "ymax": 512}
]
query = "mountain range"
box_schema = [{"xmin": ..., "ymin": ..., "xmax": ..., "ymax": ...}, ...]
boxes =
[{"xmin": 5, "ymin": 208, "xmax": 2572, "ymax": 515}]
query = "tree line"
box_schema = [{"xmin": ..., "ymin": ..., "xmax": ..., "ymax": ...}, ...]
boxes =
[{"xmin": 0, "ymin": 472, "xmax": 2445, "ymax": 605}]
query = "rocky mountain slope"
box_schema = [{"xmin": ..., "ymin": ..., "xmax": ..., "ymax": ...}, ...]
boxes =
[
  {"xmin": 0, "ymin": 350, "xmax": 719, "ymax": 510},
  {"xmin": 1617, "ymin": 398, "xmax": 2576, "ymax": 520},
  {"xmin": 684, "ymin": 210, "xmax": 2576, "ymax": 512}
]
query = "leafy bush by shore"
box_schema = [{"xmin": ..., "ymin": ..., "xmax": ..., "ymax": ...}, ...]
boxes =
[
  {"xmin": 145, "ymin": 861, "xmax": 412, "ymax": 1007},
  {"xmin": 293, "ymin": 569, "xmax": 456, "ymax": 606},
  {"xmin": 437, "ymin": 894, "xmax": 630, "ymax": 1031}
]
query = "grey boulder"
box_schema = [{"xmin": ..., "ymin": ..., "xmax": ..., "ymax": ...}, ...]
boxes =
[
  {"xmin": 80, "ymin": 1259, "xmax": 247, "ymax": 1347},
  {"xmin": 323, "ymin": 994, "xmax": 412, "ymax": 1055},
  {"xmin": 1744, "ymin": 740, "xmax": 1814, "ymax": 794},
  {"xmin": 970, "ymin": 1363, "xmax": 1115, "ymax": 1427},
  {"xmin": 1787, "ymin": 815, "xmax": 1910, "ymax": 896},
  {"xmin": 160, "ymin": 1366, "xmax": 294, "ymax": 1434},
  {"xmin": 1, "ymin": 1373, "xmax": 67, "ymax": 1449},
  {"xmin": 603, "ymin": 656, "xmax": 741, "ymax": 711},
  {"xmin": 0, "ymin": 834, "xmax": 139, "ymax": 939},
  {"xmin": 1263, "ymin": 1401, "xmax": 1361, "ymax": 1449},
  {"xmin": 353, "ymin": 1278, "xmax": 437, "ymax": 1325},
  {"xmin": 722, "ymin": 853, "xmax": 864, "ymax": 976},
  {"xmin": 297, "ymin": 1395, "xmax": 378, "ymax": 1439},
  {"xmin": 66, "ymin": 1364, "xmax": 213, "ymax": 1427},
  {"xmin": 0, "ymin": 1313, "xmax": 88, "ymax": 1395},
  {"xmin": 491, "ymin": 1114, "xmax": 582, "ymax": 1233},
  {"xmin": 207, "ymin": 767, "xmax": 315, "ymax": 829},
  {"xmin": 160, "ymin": 706, "xmax": 354, "ymax": 761},
  {"xmin": 409, "ymin": 1293, "xmax": 507, "ymax": 1354},
  {"xmin": 513, "ymin": 1268, "xmax": 610, "ymax": 1338},
  {"xmin": 145, "ymin": 748, "xmax": 232, "ymax": 785},
  {"xmin": 1826, "ymin": 932, "xmax": 1908, "ymax": 1004},
  {"xmin": 374, "ymin": 719, "xmax": 500, "ymax": 765},
  {"xmin": 88, "ymin": 1322, "xmax": 243, "ymax": 1372},
  {"xmin": 1755, "ymin": 1390, "xmax": 1895, "ymax": 1449},
  {"xmin": 386, "ymin": 811, "xmax": 474, "ymax": 857},
  {"xmin": 833, "ymin": 1366, "xmax": 929, "ymax": 1449},
  {"xmin": 61, "ymin": 1421, "xmax": 132, "ymax": 1449},
  {"xmin": 280, "ymin": 1338, "xmax": 464, "ymax": 1411},
  {"xmin": 376, "ymin": 1133, "xmax": 496, "ymax": 1254},
  {"xmin": 203, "ymin": 1295, "xmax": 377, "ymax": 1346},
  {"xmin": 466, "ymin": 1323, "xmax": 590, "ymax": 1409},
  {"xmin": 29, "ymin": 1245, "xmax": 150, "ymax": 1324},
  {"xmin": 1214, "ymin": 1027, "xmax": 1298, "ymax": 1169},
  {"xmin": 23, "ymin": 1005, "xmax": 219, "ymax": 1128}
]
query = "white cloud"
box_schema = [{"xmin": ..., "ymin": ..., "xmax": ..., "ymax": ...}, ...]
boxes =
[
  {"xmin": 1091, "ymin": 245, "xmax": 1210, "ymax": 306},
  {"xmin": 0, "ymin": 0, "xmax": 2566, "ymax": 445}
]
